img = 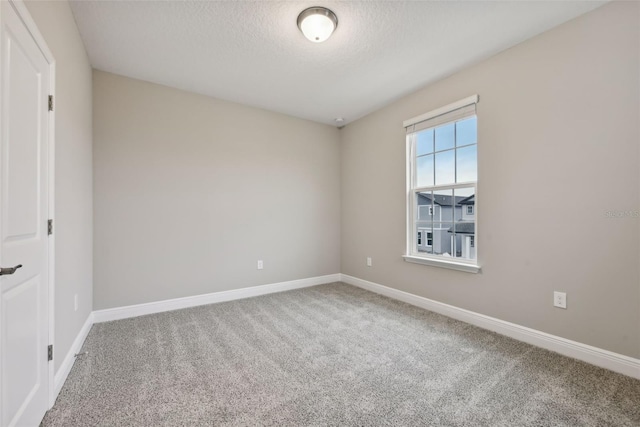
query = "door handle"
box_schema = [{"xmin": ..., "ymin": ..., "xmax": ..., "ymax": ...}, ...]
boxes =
[{"xmin": 0, "ymin": 264, "xmax": 22, "ymax": 276}]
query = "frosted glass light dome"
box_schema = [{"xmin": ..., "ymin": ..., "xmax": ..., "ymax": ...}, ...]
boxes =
[{"xmin": 297, "ymin": 7, "xmax": 338, "ymax": 43}]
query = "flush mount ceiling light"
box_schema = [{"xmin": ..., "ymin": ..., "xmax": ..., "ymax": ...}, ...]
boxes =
[{"xmin": 297, "ymin": 7, "xmax": 338, "ymax": 43}]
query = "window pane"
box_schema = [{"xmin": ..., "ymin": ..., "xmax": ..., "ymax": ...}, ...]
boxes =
[
  {"xmin": 451, "ymin": 233, "xmax": 476, "ymax": 260},
  {"xmin": 456, "ymin": 117, "xmax": 477, "ymax": 147},
  {"xmin": 435, "ymin": 150, "xmax": 455, "ymax": 186},
  {"xmin": 431, "ymin": 189, "xmax": 453, "ymax": 221},
  {"xmin": 450, "ymin": 232, "xmax": 460, "ymax": 258},
  {"xmin": 416, "ymin": 154, "xmax": 434, "ymax": 187},
  {"xmin": 435, "ymin": 123, "xmax": 455, "ymax": 152},
  {"xmin": 417, "ymin": 191, "xmax": 433, "ymax": 220},
  {"xmin": 433, "ymin": 222, "xmax": 454, "ymax": 256},
  {"xmin": 453, "ymin": 202, "xmax": 462, "ymax": 222},
  {"xmin": 418, "ymin": 204, "xmax": 433, "ymax": 220},
  {"xmin": 416, "ymin": 191, "xmax": 433, "ymax": 254},
  {"xmin": 458, "ymin": 187, "xmax": 474, "ymax": 196},
  {"xmin": 454, "ymin": 187, "xmax": 475, "ymax": 223},
  {"xmin": 416, "ymin": 129, "xmax": 434, "ymax": 156},
  {"xmin": 456, "ymin": 144, "xmax": 477, "ymax": 183},
  {"xmin": 451, "ymin": 220, "xmax": 475, "ymax": 238},
  {"xmin": 453, "ymin": 187, "xmax": 475, "ymax": 260}
]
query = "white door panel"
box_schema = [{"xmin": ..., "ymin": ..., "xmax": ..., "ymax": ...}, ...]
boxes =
[
  {"xmin": 0, "ymin": 1, "xmax": 51, "ymax": 426},
  {"xmin": 4, "ymin": 35, "xmax": 40, "ymax": 240},
  {"xmin": 3, "ymin": 277, "xmax": 41, "ymax": 425}
]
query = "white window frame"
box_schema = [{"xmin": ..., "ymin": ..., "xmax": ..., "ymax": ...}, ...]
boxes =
[
  {"xmin": 403, "ymin": 95, "xmax": 480, "ymax": 274},
  {"xmin": 466, "ymin": 205, "xmax": 474, "ymax": 215}
]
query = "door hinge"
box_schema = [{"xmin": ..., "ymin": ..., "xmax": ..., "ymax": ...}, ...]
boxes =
[
  {"xmin": 48, "ymin": 95, "xmax": 53, "ymax": 112},
  {"xmin": 48, "ymin": 219, "xmax": 53, "ymax": 235},
  {"xmin": 48, "ymin": 345, "xmax": 53, "ymax": 361}
]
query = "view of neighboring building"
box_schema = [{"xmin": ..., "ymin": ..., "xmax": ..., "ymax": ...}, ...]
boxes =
[
  {"xmin": 416, "ymin": 193, "xmax": 475, "ymax": 259},
  {"xmin": 454, "ymin": 195, "xmax": 476, "ymax": 259}
]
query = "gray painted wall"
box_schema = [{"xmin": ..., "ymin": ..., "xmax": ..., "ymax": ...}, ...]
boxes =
[
  {"xmin": 340, "ymin": 2, "xmax": 639, "ymax": 358},
  {"xmin": 93, "ymin": 71, "xmax": 341, "ymax": 310},
  {"xmin": 24, "ymin": 0, "xmax": 94, "ymax": 372}
]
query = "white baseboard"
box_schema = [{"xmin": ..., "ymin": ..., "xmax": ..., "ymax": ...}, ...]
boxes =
[
  {"xmin": 93, "ymin": 273, "xmax": 342, "ymax": 323},
  {"xmin": 51, "ymin": 312, "xmax": 94, "ymax": 407},
  {"xmin": 340, "ymin": 274, "xmax": 640, "ymax": 380}
]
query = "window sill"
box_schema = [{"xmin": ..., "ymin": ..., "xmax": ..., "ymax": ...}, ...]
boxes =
[{"xmin": 403, "ymin": 255, "xmax": 481, "ymax": 274}]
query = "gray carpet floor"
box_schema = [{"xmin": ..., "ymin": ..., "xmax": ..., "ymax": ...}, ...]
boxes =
[{"xmin": 43, "ymin": 282, "xmax": 640, "ymax": 426}]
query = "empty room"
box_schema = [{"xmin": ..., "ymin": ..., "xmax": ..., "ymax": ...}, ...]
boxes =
[{"xmin": 1, "ymin": 0, "xmax": 639, "ymax": 425}]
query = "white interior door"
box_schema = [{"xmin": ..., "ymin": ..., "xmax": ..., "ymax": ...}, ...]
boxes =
[{"xmin": 0, "ymin": 1, "xmax": 51, "ymax": 426}]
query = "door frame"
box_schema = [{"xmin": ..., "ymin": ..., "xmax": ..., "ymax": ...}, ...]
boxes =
[{"xmin": 0, "ymin": 0, "xmax": 56, "ymax": 410}]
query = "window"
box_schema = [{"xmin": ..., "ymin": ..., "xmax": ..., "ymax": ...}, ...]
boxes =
[
  {"xmin": 470, "ymin": 236, "xmax": 475, "ymax": 248},
  {"xmin": 403, "ymin": 95, "xmax": 479, "ymax": 273}
]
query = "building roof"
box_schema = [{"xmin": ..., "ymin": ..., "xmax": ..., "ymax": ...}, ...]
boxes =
[
  {"xmin": 418, "ymin": 193, "xmax": 469, "ymax": 207},
  {"xmin": 448, "ymin": 222, "xmax": 475, "ymax": 234},
  {"xmin": 459, "ymin": 194, "xmax": 475, "ymax": 205}
]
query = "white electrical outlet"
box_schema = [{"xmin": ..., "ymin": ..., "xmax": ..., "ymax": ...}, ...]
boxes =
[
  {"xmin": 366, "ymin": 257, "xmax": 372, "ymax": 267},
  {"xmin": 257, "ymin": 260, "xmax": 263, "ymax": 270},
  {"xmin": 553, "ymin": 291, "xmax": 567, "ymax": 309},
  {"xmin": 74, "ymin": 294, "xmax": 78, "ymax": 312}
]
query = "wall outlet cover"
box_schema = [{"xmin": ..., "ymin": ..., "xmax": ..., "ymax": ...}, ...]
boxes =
[{"xmin": 553, "ymin": 291, "xmax": 567, "ymax": 309}]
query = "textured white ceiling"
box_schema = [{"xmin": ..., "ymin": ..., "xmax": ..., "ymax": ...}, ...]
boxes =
[{"xmin": 69, "ymin": 1, "xmax": 606, "ymax": 126}]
